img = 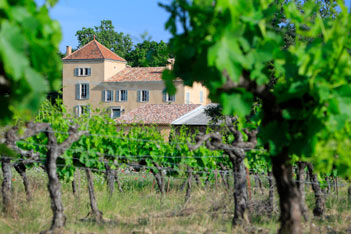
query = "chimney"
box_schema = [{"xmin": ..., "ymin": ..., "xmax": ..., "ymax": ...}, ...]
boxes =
[
  {"xmin": 166, "ymin": 58, "xmax": 175, "ymax": 70},
  {"xmin": 66, "ymin": 46, "xmax": 72, "ymax": 57}
]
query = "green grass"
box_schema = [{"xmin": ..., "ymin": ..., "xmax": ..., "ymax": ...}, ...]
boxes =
[{"xmin": 0, "ymin": 169, "xmax": 350, "ymax": 233}]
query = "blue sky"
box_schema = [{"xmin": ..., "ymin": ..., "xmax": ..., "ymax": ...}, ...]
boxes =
[
  {"xmin": 37, "ymin": 0, "xmax": 172, "ymax": 52},
  {"xmin": 39, "ymin": 0, "xmax": 351, "ymax": 53}
]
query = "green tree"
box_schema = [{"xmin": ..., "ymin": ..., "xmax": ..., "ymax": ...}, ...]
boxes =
[
  {"xmin": 161, "ymin": 0, "xmax": 351, "ymax": 232},
  {"xmin": 75, "ymin": 20, "xmax": 133, "ymax": 58},
  {"xmin": 0, "ymin": 0, "xmax": 62, "ymax": 124},
  {"xmin": 126, "ymin": 40, "xmax": 170, "ymax": 67}
]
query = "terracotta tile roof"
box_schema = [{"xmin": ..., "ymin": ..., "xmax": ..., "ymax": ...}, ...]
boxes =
[
  {"xmin": 116, "ymin": 104, "xmax": 202, "ymax": 125},
  {"xmin": 106, "ymin": 67, "xmax": 164, "ymax": 82},
  {"xmin": 63, "ymin": 39, "xmax": 126, "ymax": 62}
]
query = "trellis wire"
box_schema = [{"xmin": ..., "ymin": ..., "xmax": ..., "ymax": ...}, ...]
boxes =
[
  {"xmin": 28, "ymin": 129, "xmax": 266, "ymax": 152},
  {"xmin": 2, "ymin": 155, "xmax": 348, "ymax": 188}
]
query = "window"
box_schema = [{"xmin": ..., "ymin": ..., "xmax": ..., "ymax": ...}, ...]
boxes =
[
  {"xmin": 85, "ymin": 68, "xmax": 90, "ymax": 76},
  {"xmin": 137, "ymin": 90, "xmax": 149, "ymax": 102},
  {"xmin": 75, "ymin": 83, "xmax": 89, "ymax": 100},
  {"xmin": 163, "ymin": 89, "xmax": 175, "ymax": 102},
  {"xmin": 80, "ymin": 105, "xmax": 89, "ymax": 116},
  {"xmin": 74, "ymin": 67, "xmax": 91, "ymax": 77},
  {"xmin": 74, "ymin": 105, "xmax": 90, "ymax": 117},
  {"xmin": 186, "ymin": 92, "xmax": 190, "ymax": 104},
  {"xmin": 200, "ymin": 91, "xmax": 204, "ymax": 103},
  {"xmin": 116, "ymin": 90, "xmax": 128, "ymax": 102},
  {"xmin": 110, "ymin": 107, "xmax": 121, "ymax": 119},
  {"xmin": 120, "ymin": 90, "xmax": 128, "ymax": 101},
  {"xmin": 102, "ymin": 90, "xmax": 113, "ymax": 102}
]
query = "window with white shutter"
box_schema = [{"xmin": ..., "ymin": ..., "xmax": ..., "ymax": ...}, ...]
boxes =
[
  {"xmin": 116, "ymin": 90, "xmax": 128, "ymax": 102},
  {"xmin": 137, "ymin": 90, "xmax": 149, "ymax": 102},
  {"xmin": 163, "ymin": 89, "xmax": 175, "ymax": 102},
  {"xmin": 76, "ymin": 83, "xmax": 89, "ymax": 100},
  {"xmin": 120, "ymin": 90, "xmax": 128, "ymax": 101},
  {"xmin": 74, "ymin": 105, "xmax": 90, "ymax": 117},
  {"xmin": 74, "ymin": 67, "xmax": 92, "ymax": 77},
  {"xmin": 103, "ymin": 90, "xmax": 113, "ymax": 102}
]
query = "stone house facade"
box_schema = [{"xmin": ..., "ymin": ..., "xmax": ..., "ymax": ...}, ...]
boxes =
[{"xmin": 62, "ymin": 39, "xmax": 210, "ymax": 118}]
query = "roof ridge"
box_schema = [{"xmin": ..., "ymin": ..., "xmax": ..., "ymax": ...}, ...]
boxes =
[
  {"xmin": 94, "ymin": 40, "xmax": 105, "ymax": 58},
  {"xmin": 63, "ymin": 39, "xmax": 126, "ymax": 61},
  {"xmin": 62, "ymin": 40, "xmax": 95, "ymax": 60}
]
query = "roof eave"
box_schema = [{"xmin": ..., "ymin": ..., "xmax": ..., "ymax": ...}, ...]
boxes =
[
  {"xmin": 62, "ymin": 58, "xmax": 127, "ymax": 63},
  {"xmin": 171, "ymin": 105, "xmax": 204, "ymax": 125}
]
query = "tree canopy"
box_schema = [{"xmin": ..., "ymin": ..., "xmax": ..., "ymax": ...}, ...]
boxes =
[
  {"xmin": 75, "ymin": 20, "xmax": 133, "ymax": 59},
  {"xmin": 0, "ymin": 0, "xmax": 62, "ymax": 124},
  {"xmin": 125, "ymin": 40, "xmax": 169, "ymax": 67},
  {"xmin": 75, "ymin": 20, "xmax": 170, "ymax": 67}
]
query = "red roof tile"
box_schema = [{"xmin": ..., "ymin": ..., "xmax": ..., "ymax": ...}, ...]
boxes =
[
  {"xmin": 106, "ymin": 67, "xmax": 164, "ymax": 82},
  {"xmin": 63, "ymin": 39, "xmax": 126, "ymax": 62},
  {"xmin": 116, "ymin": 104, "xmax": 201, "ymax": 125}
]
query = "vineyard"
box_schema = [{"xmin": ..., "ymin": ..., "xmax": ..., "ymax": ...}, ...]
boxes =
[
  {"xmin": 2, "ymin": 0, "xmax": 351, "ymax": 233},
  {"xmin": 0, "ymin": 166, "xmax": 350, "ymax": 233},
  {"xmin": 0, "ymin": 100, "xmax": 350, "ymax": 233}
]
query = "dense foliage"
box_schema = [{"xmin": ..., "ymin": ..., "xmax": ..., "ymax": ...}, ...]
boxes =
[
  {"xmin": 18, "ymin": 99, "xmax": 225, "ymax": 181},
  {"xmin": 125, "ymin": 40, "xmax": 169, "ymax": 67},
  {"xmin": 160, "ymin": 0, "xmax": 351, "ymax": 177},
  {"xmin": 160, "ymin": 0, "xmax": 351, "ymax": 231},
  {"xmin": 0, "ymin": 0, "xmax": 62, "ymax": 124},
  {"xmin": 75, "ymin": 20, "xmax": 170, "ymax": 67},
  {"xmin": 76, "ymin": 20, "xmax": 133, "ymax": 59}
]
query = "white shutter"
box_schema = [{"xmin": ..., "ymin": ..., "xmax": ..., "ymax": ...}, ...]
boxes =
[{"xmin": 87, "ymin": 68, "xmax": 91, "ymax": 76}]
